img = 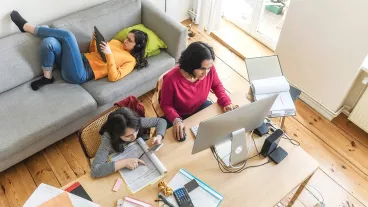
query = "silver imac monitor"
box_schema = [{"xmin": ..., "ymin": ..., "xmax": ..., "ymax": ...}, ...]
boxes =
[{"xmin": 191, "ymin": 95, "xmax": 277, "ymax": 166}]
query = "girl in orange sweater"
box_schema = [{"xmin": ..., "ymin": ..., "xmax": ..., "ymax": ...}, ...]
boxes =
[{"xmin": 10, "ymin": 11, "xmax": 148, "ymax": 90}]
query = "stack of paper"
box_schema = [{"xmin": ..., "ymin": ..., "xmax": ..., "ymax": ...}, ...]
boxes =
[
  {"xmin": 110, "ymin": 138, "xmax": 167, "ymax": 194},
  {"xmin": 251, "ymin": 76, "xmax": 296, "ymax": 117}
]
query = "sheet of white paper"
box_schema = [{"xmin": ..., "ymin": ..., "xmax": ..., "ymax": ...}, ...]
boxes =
[
  {"xmin": 251, "ymin": 76, "xmax": 290, "ymax": 95},
  {"xmin": 256, "ymin": 91, "xmax": 295, "ymax": 113},
  {"xmin": 23, "ymin": 183, "xmax": 99, "ymax": 207},
  {"xmin": 136, "ymin": 138, "xmax": 167, "ymax": 174},
  {"xmin": 164, "ymin": 169, "xmax": 223, "ymax": 207},
  {"xmin": 111, "ymin": 138, "xmax": 165, "ymax": 194}
]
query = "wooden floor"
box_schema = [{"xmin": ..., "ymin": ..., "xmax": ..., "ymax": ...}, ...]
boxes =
[{"xmin": 1, "ymin": 20, "xmax": 367, "ymax": 207}]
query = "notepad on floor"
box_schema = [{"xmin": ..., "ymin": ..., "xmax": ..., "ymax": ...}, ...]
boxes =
[
  {"xmin": 251, "ymin": 76, "xmax": 296, "ymax": 117},
  {"xmin": 23, "ymin": 183, "xmax": 100, "ymax": 207},
  {"xmin": 110, "ymin": 138, "xmax": 167, "ymax": 194},
  {"xmin": 65, "ymin": 181, "xmax": 92, "ymax": 201},
  {"xmin": 163, "ymin": 168, "xmax": 223, "ymax": 207}
]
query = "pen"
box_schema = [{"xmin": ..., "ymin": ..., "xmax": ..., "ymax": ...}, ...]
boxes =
[
  {"xmin": 156, "ymin": 194, "xmax": 175, "ymax": 207},
  {"xmin": 138, "ymin": 152, "xmax": 145, "ymax": 159}
]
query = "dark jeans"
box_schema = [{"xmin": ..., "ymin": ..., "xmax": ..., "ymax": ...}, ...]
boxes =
[{"xmin": 163, "ymin": 100, "xmax": 213, "ymax": 128}]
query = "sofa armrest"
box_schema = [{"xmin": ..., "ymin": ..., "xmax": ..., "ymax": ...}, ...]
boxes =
[{"xmin": 142, "ymin": 0, "xmax": 187, "ymax": 61}]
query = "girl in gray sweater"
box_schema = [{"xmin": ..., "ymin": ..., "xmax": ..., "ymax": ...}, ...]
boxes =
[{"xmin": 91, "ymin": 107, "xmax": 167, "ymax": 178}]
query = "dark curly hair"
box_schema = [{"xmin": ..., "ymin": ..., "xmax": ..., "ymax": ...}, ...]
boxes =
[
  {"xmin": 178, "ymin": 41, "xmax": 215, "ymax": 76},
  {"xmin": 99, "ymin": 107, "xmax": 143, "ymax": 152},
  {"xmin": 129, "ymin": 29, "xmax": 148, "ymax": 69}
]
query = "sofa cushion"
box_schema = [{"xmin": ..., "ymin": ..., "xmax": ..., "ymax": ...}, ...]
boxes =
[
  {"xmin": 0, "ymin": 33, "xmax": 42, "ymax": 94},
  {"xmin": 51, "ymin": 0, "xmax": 142, "ymax": 53},
  {"xmin": 82, "ymin": 51, "xmax": 175, "ymax": 105},
  {"xmin": 0, "ymin": 71, "xmax": 97, "ymax": 160}
]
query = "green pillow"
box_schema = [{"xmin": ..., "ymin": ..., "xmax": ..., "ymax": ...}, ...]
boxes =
[{"xmin": 113, "ymin": 24, "xmax": 167, "ymax": 57}]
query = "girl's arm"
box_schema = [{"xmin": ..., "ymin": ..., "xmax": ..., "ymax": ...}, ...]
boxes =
[
  {"xmin": 140, "ymin": 117, "xmax": 167, "ymax": 138},
  {"xmin": 90, "ymin": 133, "xmax": 117, "ymax": 178}
]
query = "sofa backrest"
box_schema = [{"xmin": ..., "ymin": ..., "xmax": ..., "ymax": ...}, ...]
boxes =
[
  {"xmin": 0, "ymin": 33, "xmax": 42, "ymax": 94},
  {"xmin": 51, "ymin": 0, "xmax": 142, "ymax": 53}
]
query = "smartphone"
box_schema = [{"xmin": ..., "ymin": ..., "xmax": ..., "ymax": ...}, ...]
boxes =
[
  {"xmin": 184, "ymin": 179, "xmax": 200, "ymax": 193},
  {"xmin": 149, "ymin": 143, "xmax": 163, "ymax": 152}
]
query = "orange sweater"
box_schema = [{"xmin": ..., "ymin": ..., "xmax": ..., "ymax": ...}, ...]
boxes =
[{"xmin": 84, "ymin": 39, "xmax": 136, "ymax": 82}]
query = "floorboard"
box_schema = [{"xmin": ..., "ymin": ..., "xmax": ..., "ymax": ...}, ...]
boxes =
[
  {"xmin": 42, "ymin": 144, "xmax": 77, "ymax": 186},
  {"xmin": 333, "ymin": 113, "xmax": 368, "ymax": 148},
  {"xmin": 0, "ymin": 177, "xmax": 10, "ymax": 207},
  {"xmin": 63, "ymin": 134, "xmax": 91, "ymax": 174},
  {"xmin": 24, "ymin": 152, "xmax": 61, "ymax": 188},
  {"xmin": 57, "ymin": 134, "xmax": 88, "ymax": 178},
  {"xmin": 294, "ymin": 100, "xmax": 368, "ymax": 177},
  {"xmin": 211, "ymin": 19, "xmax": 274, "ymax": 58},
  {"xmin": 0, "ymin": 163, "xmax": 37, "ymax": 207},
  {"xmin": 282, "ymin": 117, "xmax": 368, "ymax": 206}
]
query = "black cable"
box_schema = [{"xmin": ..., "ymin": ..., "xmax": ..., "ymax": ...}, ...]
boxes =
[
  {"xmin": 251, "ymin": 134, "xmax": 260, "ymax": 155},
  {"xmin": 281, "ymin": 136, "xmax": 300, "ymax": 146},
  {"xmin": 211, "ymin": 147, "xmax": 271, "ymax": 173},
  {"xmin": 266, "ymin": 121, "xmax": 300, "ymax": 146}
]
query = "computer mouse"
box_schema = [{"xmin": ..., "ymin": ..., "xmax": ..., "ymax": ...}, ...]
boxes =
[{"xmin": 178, "ymin": 131, "xmax": 186, "ymax": 142}]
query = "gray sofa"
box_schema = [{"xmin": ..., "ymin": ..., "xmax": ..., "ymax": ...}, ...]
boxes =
[{"xmin": 0, "ymin": 0, "xmax": 187, "ymax": 172}]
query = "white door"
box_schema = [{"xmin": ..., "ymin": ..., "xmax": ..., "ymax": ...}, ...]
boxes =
[{"xmin": 223, "ymin": 0, "xmax": 290, "ymax": 50}]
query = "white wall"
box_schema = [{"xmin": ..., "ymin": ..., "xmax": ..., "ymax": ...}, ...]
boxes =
[
  {"xmin": 275, "ymin": 0, "xmax": 368, "ymax": 113},
  {"xmin": 167, "ymin": 0, "xmax": 192, "ymax": 22},
  {"xmin": 0, "ymin": 0, "xmax": 107, "ymax": 38}
]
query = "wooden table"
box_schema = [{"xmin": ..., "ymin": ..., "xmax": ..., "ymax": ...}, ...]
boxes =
[{"xmin": 63, "ymin": 93, "xmax": 319, "ymax": 207}]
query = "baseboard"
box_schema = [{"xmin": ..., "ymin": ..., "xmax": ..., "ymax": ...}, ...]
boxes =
[{"xmin": 299, "ymin": 92, "xmax": 342, "ymax": 121}]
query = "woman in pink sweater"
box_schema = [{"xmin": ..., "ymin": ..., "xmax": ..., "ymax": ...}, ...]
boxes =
[{"xmin": 160, "ymin": 42, "xmax": 237, "ymax": 141}]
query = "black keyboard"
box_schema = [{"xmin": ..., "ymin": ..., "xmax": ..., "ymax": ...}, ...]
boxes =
[{"xmin": 174, "ymin": 187, "xmax": 194, "ymax": 207}]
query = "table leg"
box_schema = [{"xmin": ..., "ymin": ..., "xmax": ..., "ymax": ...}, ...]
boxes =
[{"xmin": 287, "ymin": 173, "xmax": 314, "ymax": 207}]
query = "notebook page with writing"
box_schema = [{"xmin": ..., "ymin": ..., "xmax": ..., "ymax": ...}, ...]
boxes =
[{"xmin": 110, "ymin": 138, "xmax": 166, "ymax": 194}]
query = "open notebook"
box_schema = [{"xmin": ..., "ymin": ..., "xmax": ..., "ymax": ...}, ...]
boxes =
[
  {"xmin": 251, "ymin": 76, "xmax": 296, "ymax": 117},
  {"xmin": 110, "ymin": 138, "xmax": 167, "ymax": 194}
]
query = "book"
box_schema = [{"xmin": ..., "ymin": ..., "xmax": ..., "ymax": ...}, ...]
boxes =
[
  {"xmin": 23, "ymin": 183, "xmax": 99, "ymax": 207},
  {"xmin": 65, "ymin": 182, "xmax": 92, "ymax": 202},
  {"xmin": 251, "ymin": 76, "xmax": 296, "ymax": 117},
  {"xmin": 117, "ymin": 196, "xmax": 152, "ymax": 207},
  {"xmin": 110, "ymin": 137, "xmax": 167, "ymax": 194},
  {"xmin": 163, "ymin": 168, "xmax": 224, "ymax": 207}
]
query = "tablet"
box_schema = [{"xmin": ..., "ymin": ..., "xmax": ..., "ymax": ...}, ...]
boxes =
[{"xmin": 94, "ymin": 26, "xmax": 107, "ymax": 62}]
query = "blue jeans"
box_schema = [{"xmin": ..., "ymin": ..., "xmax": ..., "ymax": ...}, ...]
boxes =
[
  {"xmin": 163, "ymin": 100, "xmax": 213, "ymax": 128},
  {"xmin": 36, "ymin": 26, "xmax": 93, "ymax": 84}
]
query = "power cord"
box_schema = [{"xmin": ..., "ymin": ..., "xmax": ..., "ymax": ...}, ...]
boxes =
[
  {"xmin": 305, "ymin": 185, "xmax": 325, "ymax": 207},
  {"xmin": 211, "ymin": 131, "xmax": 272, "ymax": 173},
  {"xmin": 266, "ymin": 118, "xmax": 300, "ymax": 146}
]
